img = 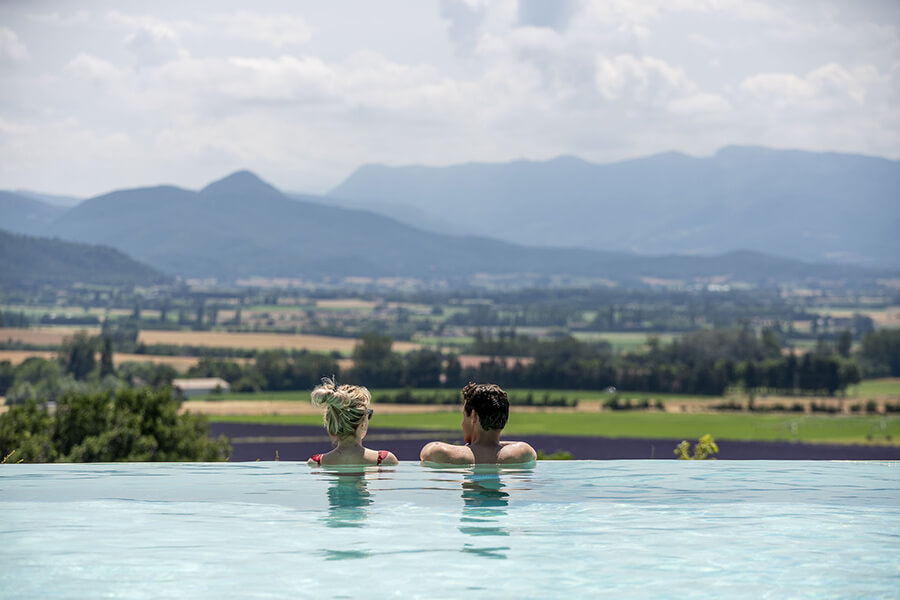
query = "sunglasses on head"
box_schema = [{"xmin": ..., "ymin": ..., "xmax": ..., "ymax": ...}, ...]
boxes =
[{"xmin": 367, "ymin": 408, "xmax": 374, "ymax": 421}]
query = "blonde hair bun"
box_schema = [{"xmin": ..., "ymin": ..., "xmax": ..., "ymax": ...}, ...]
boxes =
[{"xmin": 310, "ymin": 377, "xmax": 371, "ymax": 438}]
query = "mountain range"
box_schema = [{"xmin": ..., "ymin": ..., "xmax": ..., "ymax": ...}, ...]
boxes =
[
  {"xmin": 1, "ymin": 146, "xmax": 897, "ymax": 288},
  {"xmin": 329, "ymin": 146, "xmax": 900, "ymax": 268}
]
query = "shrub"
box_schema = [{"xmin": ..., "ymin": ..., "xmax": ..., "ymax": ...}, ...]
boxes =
[
  {"xmin": 537, "ymin": 449, "xmax": 573, "ymax": 460},
  {"xmin": 674, "ymin": 434, "xmax": 719, "ymax": 460},
  {"xmin": 0, "ymin": 388, "xmax": 231, "ymax": 463}
]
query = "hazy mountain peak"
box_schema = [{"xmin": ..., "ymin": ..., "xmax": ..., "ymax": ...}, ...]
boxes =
[
  {"xmin": 13, "ymin": 189, "xmax": 82, "ymax": 208},
  {"xmin": 328, "ymin": 146, "xmax": 899, "ymax": 268},
  {"xmin": 546, "ymin": 155, "xmax": 593, "ymax": 167},
  {"xmin": 201, "ymin": 170, "xmax": 280, "ymax": 197}
]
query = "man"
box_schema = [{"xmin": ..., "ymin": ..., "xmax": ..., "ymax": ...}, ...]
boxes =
[{"xmin": 420, "ymin": 382, "xmax": 537, "ymax": 465}]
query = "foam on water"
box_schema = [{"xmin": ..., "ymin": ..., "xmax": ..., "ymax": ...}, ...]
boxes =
[{"xmin": 1, "ymin": 461, "xmax": 898, "ymax": 599}]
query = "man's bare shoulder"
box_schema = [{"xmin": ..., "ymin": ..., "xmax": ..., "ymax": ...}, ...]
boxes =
[
  {"xmin": 497, "ymin": 441, "xmax": 537, "ymax": 465},
  {"xmin": 420, "ymin": 441, "xmax": 474, "ymax": 465}
]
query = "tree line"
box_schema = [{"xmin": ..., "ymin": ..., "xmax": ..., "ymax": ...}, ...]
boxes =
[
  {"xmin": 185, "ymin": 329, "xmax": 865, "ymax": 397},
  {"xmin": 2, "ymin": 327, "xmax": 889, "ymax": 408}
]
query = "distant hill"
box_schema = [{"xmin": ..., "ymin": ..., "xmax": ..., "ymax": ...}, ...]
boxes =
[
  {"xmin": 0, "ymin": 229, "xmax": 171, "ymax": 288},
  {"xmin": 12, "ymin": 170, "xmax": 887, "ymax": 287},
  {"xmin": 0, "ymin": 191, "xmax": 66, "ymax": 235},
  {"xmin": 12, "ymin": 190, "xmax": 82, "ymax": 208},
  {"xmin": 329, "ymin": 146, "xmax": 900, "ymax": 268},
  {"xmin": 300, "ymin": 192, "xmax": 470, "ymax": 236}
]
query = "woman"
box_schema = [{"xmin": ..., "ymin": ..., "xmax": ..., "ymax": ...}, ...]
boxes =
[{"xmin": 307, "ymin": 378, "xmax": 399, "ymax": 467}]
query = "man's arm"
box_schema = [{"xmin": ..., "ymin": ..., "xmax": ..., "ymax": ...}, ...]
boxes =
[{"xmin": 498, "ymin": 441, "xmax": 537, "ymax": 464}]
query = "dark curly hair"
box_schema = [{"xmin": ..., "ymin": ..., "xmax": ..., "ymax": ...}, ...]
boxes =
[{"xmin": 462, "ymin": 382, "xmax": 509, "ymax": 431}]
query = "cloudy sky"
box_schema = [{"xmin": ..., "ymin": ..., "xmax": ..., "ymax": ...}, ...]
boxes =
[{"xmin": 1, "ymin": 0, "xmax": 898, "ymax": 197}]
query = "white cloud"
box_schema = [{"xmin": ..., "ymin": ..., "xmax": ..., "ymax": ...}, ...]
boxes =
[
  {"xmin": 595, "ymin": 54, "xmax": 693, "ymax": 105},
  {"xmin": 215, "ymin": 12, "xmax": 312, "ymax": 47},
  {"xmin": 667, "ymin": 0, "xmax": 783, "ymax": 22},
  {"xmin": 27, "ymin": 11, "xmax": 91, "ymax": 26},
  {"xmin": 740, "ymin": 63, "xmax": 881, "ymax": 109},
  {"xmin": 224, "ymin": 55, "xmax": 336, "ymax": 103},
  {"xmin": 105, "ymin": 11, "xmax": 199, "ymax": 38},
  {"xmin": 0, "ymin": 27, "xmax": 28, "ymax": 63},
  {"xmin": 66, "ymin": 53, "xmax": 125, "ymax": 83},
  {"xmin": 1, "ymin": 0, "xmax": 898, "ymax": 196},
  {"xmin": 740, "ymin": 72, "xmax": 812, "ymax": 105},
  {"xmin": 667, "ymin": 93, "xmax": 732, "ymax": 117},
  {"xmin": 127, "ymin": 27, "xmax": 187, "ymax": 67}
]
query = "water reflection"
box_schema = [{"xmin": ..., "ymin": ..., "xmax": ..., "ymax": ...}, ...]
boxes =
[
  {"xmin": 459, "ymin": 470, "xmax": 510, "ymax": 537},
  {"xmin": 322, "ymin": 473, "xmax": 372, "ymax": 529},
  {"xmin": 458, "ymin": 467, "xmax": 532, "ymax": 560}
]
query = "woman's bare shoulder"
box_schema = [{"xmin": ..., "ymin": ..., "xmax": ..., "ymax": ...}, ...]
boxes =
[{"xmin": 379, "ymin": 451, "xmax": 399, "ymax": 466}]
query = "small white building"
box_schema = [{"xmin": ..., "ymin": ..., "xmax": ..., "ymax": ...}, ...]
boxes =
[{"xmin": 173, "ymin": 377, "xmax": 230, "ymax": 397}]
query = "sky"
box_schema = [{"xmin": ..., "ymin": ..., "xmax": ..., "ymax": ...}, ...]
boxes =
[{"xmin": 0, "ymin": 0, "xmax": 898, "ymax": 197}]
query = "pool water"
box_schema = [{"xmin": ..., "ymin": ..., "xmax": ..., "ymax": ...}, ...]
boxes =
[{"xmin": 1, "ymin": 461, "xmax": 898, "ymax": 599}]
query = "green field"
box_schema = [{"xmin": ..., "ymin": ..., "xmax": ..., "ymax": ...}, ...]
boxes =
[
  {"xmin": 207, "ymin": 412, "xmax": 899, "ymax": 445},
  {"xmin": 571, "ymin": 332, "xmax": 678, "ymax": 352},
  {"xmin": 212, "ymin": 379, "xmax": 899, "ymax": 405},
  {"xmin": 212, "ymin": 387, "xmax": 706, "ymax": 403},
  {"xmin": 847, "ymin": 379, "xmax": 900, "ymax": 398}
]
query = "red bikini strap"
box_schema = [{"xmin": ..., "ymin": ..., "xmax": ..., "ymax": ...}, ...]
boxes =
[
  {"xmin": 310, "ymin": 454, "xmax": 322, "ymax": 465},
  {"xmin": 377, "ymin": 450, "xmax": 388, "ymax": 465}
]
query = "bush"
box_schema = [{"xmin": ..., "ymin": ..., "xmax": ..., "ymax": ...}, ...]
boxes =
[
  {"xmin": 674, "ymin": 434, "xmax": 719, "ymax": 460},
  {"xmin": 604, "ymin": 396, "xmax": 631, "ymax": 410},
  {"xmin": 537, "ymin": 449, "xmax": 573, "ymax": 460},
  {"xmin": 0, "ymin": 388, "xmax": 231, "ymax": 463}
]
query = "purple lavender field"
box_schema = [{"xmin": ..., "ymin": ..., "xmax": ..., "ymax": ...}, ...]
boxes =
[{"xmin": 209, "ymin": 423, "xmax": 900, "ymax": 462}]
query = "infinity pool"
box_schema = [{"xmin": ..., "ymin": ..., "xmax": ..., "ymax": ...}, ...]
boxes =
[{"xmin": 1, "ymin": 461, "xmax": 898, "ymax": 599}]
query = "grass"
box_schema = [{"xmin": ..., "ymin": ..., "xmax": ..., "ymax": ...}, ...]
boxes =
[
  {"xmin": 847, "ymin": 378, "xmax": 900, "ymax": 398},
  {"xmin": 207, "ymin": 411, "xmax": 900, "ymax": 445},
  {"xmin": 212, "ymin": 387, "xmax": 704, "ymax": 403},
  {"xmin": 211, "ymin": 379, "xmax": 900, "ymax": 404},
  {"xmin": 571, "ymin": 332, "xmax": 677, "ymax": 352}
]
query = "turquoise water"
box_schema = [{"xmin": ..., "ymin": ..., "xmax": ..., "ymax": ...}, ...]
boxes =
[{"xmin": 1, "ymin": 461, "xmax": 898, "ymax": 599}]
